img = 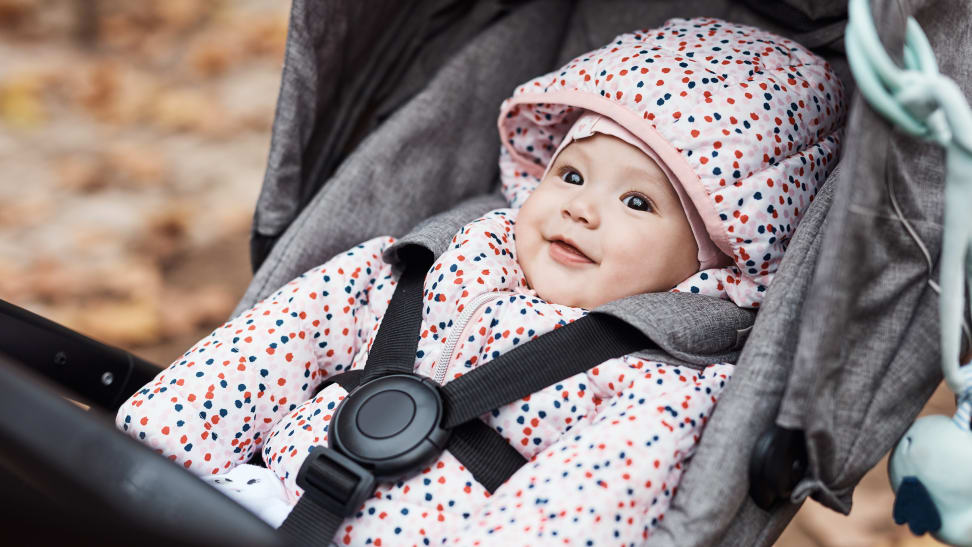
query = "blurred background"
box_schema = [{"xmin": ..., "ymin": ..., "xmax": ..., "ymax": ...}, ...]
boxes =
[{"xmin": 0, "ymin": 1, "xmax": 953, "ymax": 545}]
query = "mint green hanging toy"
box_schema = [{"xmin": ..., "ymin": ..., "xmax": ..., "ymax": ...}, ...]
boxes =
[{"xmin": 846, "ymin": 0, "xmax": 972, "ymax": 544}]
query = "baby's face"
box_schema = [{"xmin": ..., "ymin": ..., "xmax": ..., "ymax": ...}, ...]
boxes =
[{"xmin": 514, "ymin": 134, "xmax": 699, "ymax": 309}]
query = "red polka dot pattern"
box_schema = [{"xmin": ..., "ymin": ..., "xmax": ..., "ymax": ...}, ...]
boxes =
[
  {"xmin": 498, "ymin": 17, "xmax": 846, "ymax": 308},
  {"xmin": 117, "ymin": 211, "xmax": 734, "ymax": 545}
]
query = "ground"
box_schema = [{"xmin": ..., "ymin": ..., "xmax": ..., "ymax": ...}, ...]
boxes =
[{"xmin": 0, "ymin": 1, "xmax": 951, "ymax": 545}]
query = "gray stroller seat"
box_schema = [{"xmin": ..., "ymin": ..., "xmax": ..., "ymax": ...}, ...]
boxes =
[{"xmin": 241, "ymin": 0, "xmax": 968, "ymax": 545}]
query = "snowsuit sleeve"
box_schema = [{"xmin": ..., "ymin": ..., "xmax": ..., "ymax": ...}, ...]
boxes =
[
  {"xmin": 449, "ymin": 359, "xmax": 733, "ymax": 545},
  {"xmin": 116, "ymin": 236, "xmax": 398, "ymax": 476}
]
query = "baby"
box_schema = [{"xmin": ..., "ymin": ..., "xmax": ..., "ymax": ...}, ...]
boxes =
[{"xmin": 118, "ymin": 17, "xmax": 843, "ymax": 545}]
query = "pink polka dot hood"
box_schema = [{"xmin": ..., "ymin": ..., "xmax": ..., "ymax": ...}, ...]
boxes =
[{"xmin": 497, "ymin": 17, "xmax": 846, "ymax": 308}]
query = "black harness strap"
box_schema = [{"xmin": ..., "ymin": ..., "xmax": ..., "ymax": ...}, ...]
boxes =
[
  {"xmin": 321, "ymin": 368, "xmax": 363, "ymax": 392},
  {"xmin": 440, "ymin": 314, "xmax": 649, "ymax": 428},
  {"xmin": 278, "ymin": 253, "xmax": 431, "ymax": 547},
  {"xmin": 358, "ymin": 247, "xmax": 431, "ymax": 384},
  {"xmin": 279, "ymin": 497, "xmax": 344, "ymax": 547},
  {"xmin": 448, "ymin": 419, "xmax": 526, "ymax": 493},
  {"xmin": 279, "ymin": 246, "xmax": 654, "ymax": 545}
]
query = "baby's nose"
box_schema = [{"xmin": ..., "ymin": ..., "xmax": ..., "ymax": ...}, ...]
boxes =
[{"xmin": 563, "ymin": 196, "xmax": 599, "ymax": 227}]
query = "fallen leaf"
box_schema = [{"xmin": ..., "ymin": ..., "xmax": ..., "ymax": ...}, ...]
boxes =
[
  {"xmin": 153, "ymin": 0, "xmax": 213, "ymax": 32},
  {"xmin": 75, "ymin": 61, "xmax": 121, "ymax": 121},
  {"xmin": 240, "ymin": 16, "xmax": 288, "ymax": 57},
  {"xmin": 187, "ymin": 32, "xmax": 240, "ymax": 77},
  {"xmin": 160, "ymin": 285, "xmax": 234, "ymax": 338},
  {"xmin": 149, "ymin": 87, "xmax": 232, "ymax": 136},
  {"xmin": 68, "ymin": 296, "xmax": 162, "ymax": 346},
  {"xmin": 56, "ymin": 153, "xmax": 108, "ymax": 192},
  {"xmin": 105, "ymin": 142, "xmax": 167, "ymax": 186},
  {"xmin": 136, "ymin": 204, "xmax": 194, "ymax": 263},
  {"xmin": 0, "ymin": 72, "xmax": 46, "ymax": 128},
  {"xmin": 0, "ymin": 193, "xmax": 55, "ymax": 229}
]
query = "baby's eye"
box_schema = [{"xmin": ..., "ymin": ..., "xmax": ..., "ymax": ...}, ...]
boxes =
[
  {"xmin": 621, "ymin": 194, "xmax": 653, "ymax": 212},
  {"xmin": 560, "ymin": 169, "xmax": 583, "ymax": 185}
]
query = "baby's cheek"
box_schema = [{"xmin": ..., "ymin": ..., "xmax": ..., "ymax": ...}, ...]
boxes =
[
  {"xmin": 513, "ymin": 227, "xmax": 538, "ymax": 286},
  {"xmin": 609, "ymin": 241, "xmax": 672, "ymax": 294},
  {"xmin": 595, "ymin": 261, "xmax": 650, "ymax": 303}
]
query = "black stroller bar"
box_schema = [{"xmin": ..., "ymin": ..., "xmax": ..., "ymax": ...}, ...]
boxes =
[
  {"xmin": 0, "ymin": 298, "xmax": 160, "ymax": 412},
  {"xmin": 0, "ymin": 353, "xmax": 284, "ymax": 547}
]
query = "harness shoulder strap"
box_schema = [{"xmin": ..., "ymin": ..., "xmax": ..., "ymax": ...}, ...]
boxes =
[
  {"xmin": 440, "ymin": 313, "xmax": 649, "ymax": 428},
  {"xmin": 359, "ymin": 246, "xmax": 431, "ymax": 382}
]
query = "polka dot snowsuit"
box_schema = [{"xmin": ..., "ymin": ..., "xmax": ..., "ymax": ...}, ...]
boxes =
[{"xmin": 117, "ymin": 17, "xmax": 843, "ymax": 546}]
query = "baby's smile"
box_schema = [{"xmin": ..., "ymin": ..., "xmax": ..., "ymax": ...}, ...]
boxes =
[{"xmin": 547, "ymin": 237, "xmax": 596, "ymax": 265}]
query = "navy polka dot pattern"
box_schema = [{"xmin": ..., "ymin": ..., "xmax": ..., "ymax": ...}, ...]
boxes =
[
  {"xmin": 117, "ymin": 211, "xmax": 733, "ymax": 545},
  {"xmin": 498, "ymin": 17, "xmax": 845, "ymax": 308}
]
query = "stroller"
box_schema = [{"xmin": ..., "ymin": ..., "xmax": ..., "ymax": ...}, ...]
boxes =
[{"xmin": 0, "ymin": 0, "xmax": 966, "ymax": 544}]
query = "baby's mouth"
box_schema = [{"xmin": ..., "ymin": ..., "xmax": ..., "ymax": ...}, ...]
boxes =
[{"xmin": 548, "ymin": 238, "xmax": 595, "ymax": 265}]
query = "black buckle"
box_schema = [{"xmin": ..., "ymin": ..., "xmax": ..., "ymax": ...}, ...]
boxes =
[
  {"xmin": 294, "ymin": 374, "xmax": 450, "ymax": 518},
  {"xmin": 296, "ymin": 445, "xmax": 377, "ymax": 517},
  {"xmin": 330, "ymin": 374, "xmax": 451, "ymax": 481}
]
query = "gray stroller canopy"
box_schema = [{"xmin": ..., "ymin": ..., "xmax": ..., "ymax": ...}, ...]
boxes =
[{"xmin": 240, "ymin": 0, "xmax": 969, "ymax": 545}]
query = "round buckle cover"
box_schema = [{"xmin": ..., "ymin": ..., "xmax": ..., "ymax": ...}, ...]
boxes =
[{"xmin": 330, "ymin": 374, "xmax": 450, "ymax": 481}]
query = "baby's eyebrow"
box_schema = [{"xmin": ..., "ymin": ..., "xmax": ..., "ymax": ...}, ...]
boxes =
[
  {"xmin": 562, "ymin": 144, "xmax": 591, "ymax": 165},
  {"xmin": 618, "ymin": 165, "xmax": 671, "ymax": 193}
]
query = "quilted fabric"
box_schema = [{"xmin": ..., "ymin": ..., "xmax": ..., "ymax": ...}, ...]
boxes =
[
  {"xmin": 118, "ymin": 211, "xmax": 734, "ymax": 544},
  {"xmin": 499, "ymin": 17, "xmax": 845, "ymax": 307},
  {"xmin": 115, "ymin": 17, "xmax": 845, "ymax": 546}
]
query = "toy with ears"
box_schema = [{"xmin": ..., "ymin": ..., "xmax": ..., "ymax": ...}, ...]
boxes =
[{"xmin": 847, "ymin": 0, "xmax": 972, "ymax": 544}]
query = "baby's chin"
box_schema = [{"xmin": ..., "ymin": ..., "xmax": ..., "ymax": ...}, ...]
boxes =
[
  {"xmin": 520, "ymin": 258, "xmax": 603, "ymax": 309},
  {"xmin": 529, "ymin": 277, "xmax": 598, "ymax": 309}
]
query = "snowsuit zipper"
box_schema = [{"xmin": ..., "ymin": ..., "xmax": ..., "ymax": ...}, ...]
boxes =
[{"xmin": 432, "ymin": 291, "xmax": 514, "ymax": 384}]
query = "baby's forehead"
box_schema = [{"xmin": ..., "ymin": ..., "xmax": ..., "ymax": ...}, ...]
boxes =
[{"xmin": 556, "ymin": 135, "xmax": 673, "ymax": 191}]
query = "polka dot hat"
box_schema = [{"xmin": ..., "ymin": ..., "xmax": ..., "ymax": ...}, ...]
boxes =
[{"xmin": 497, "ymin": 17, "xmax": 846, "ymax": 308}]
